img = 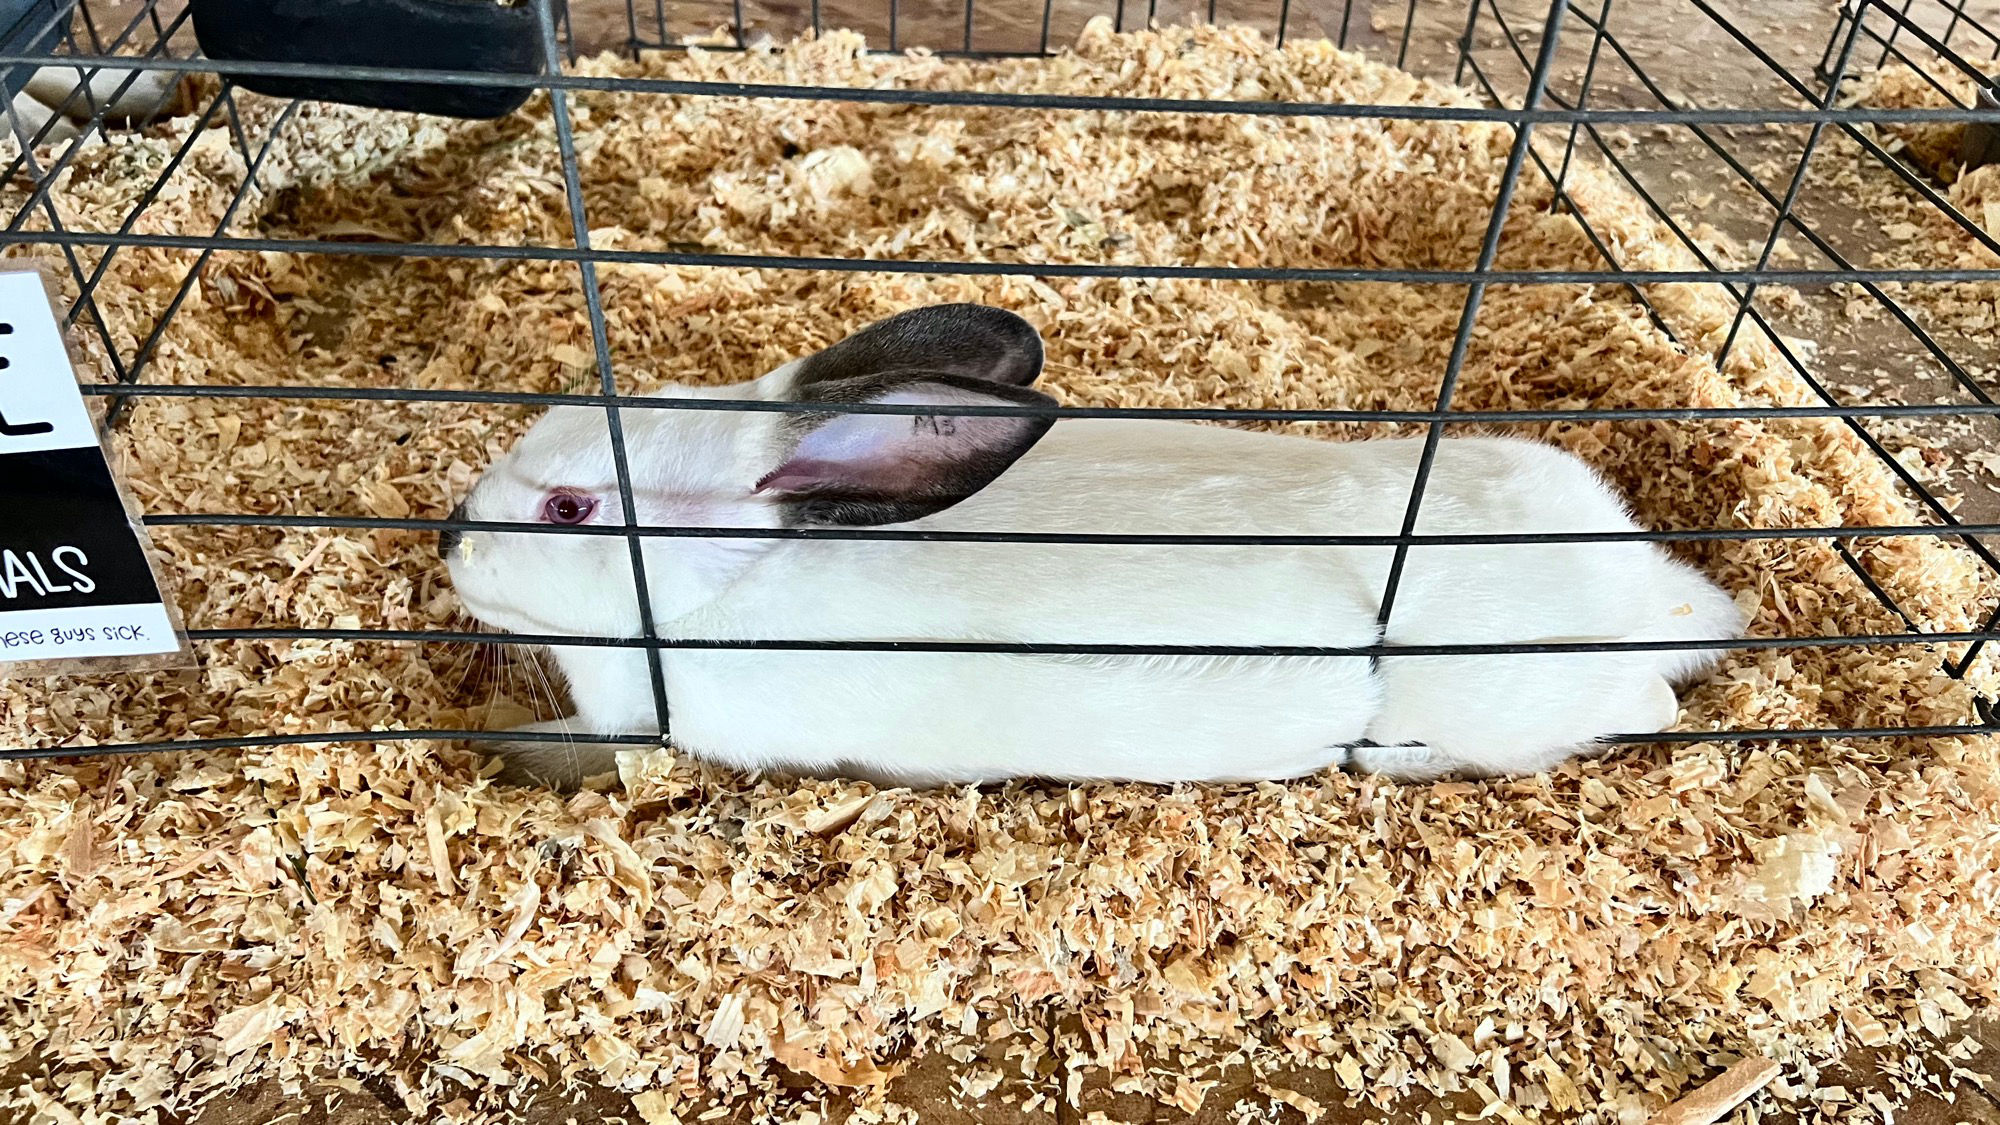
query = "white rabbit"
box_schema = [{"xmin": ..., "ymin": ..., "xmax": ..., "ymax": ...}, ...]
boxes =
[{"xmin": 443, "ymin": 305, "xmax": 1742, "ymax": 788}]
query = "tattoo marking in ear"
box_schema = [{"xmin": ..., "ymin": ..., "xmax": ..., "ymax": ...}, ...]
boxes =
[{"xmin": 913, "ymin": 415, "xmax": 958, "ymax": 436}]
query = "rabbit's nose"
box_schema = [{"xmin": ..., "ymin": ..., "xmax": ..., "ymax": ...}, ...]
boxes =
[{"xmin": 438, "ymin": 502, "xmax": 467, "ymax": 557}]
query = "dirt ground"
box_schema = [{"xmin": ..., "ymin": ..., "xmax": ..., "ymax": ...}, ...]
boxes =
[
  {"xmin": 123, "ymin": 1022, "xmax": 2000, "ymax": 1125},
  {"xmin": 16, "ymin": 0, "xmax": 2000, "ymax": 1121}
]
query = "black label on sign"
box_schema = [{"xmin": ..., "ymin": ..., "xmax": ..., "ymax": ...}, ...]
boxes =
[{"xmin": 0, "ymin": 446, "xmax": 164, "ymax": 611}]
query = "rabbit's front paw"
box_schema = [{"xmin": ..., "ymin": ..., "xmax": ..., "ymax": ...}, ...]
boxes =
[{"xmin": 1347, "ymin": 742, "xmax": 1455, "ymax": 782}]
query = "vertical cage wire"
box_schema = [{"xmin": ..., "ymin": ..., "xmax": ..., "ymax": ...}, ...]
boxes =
[
  {"xmin": 1374, "ymin": 0, "xmax": 1568, "ymax": 631},
  {"xmin": 531, "ymin": 0, "xmax": 675, "ymax": 739}
]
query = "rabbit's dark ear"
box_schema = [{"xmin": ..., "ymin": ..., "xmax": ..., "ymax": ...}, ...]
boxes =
[
  {"xmin": 757, "ymin": 373, "xmax": 1055, "ymax": 527},
  {"xmin": 792, "ymin": 304, "xmax": 1045, "ymax": 391}
]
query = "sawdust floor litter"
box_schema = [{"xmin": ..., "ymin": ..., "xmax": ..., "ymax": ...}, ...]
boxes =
[{"xmin": 4, "ymin": 22, "xmax": 2000, "ymax": 1125}]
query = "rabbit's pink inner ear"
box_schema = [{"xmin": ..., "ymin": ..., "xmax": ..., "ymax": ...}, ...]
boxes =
[
  {"xmin": 755, "ymin": 453, "xmax": 925, "ymax": 496},
  {"xmin": 756, "ymin": 384, "xmax": 1054, "ymax": 525},
  {"xmin": 760, "ymin": 390, "xmax": 1024, "ymax": 492}
]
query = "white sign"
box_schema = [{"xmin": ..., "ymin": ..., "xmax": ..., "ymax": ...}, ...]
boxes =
[{"xmin": 0, "ymin": 267, "xmax": 186, "ymax": 671}]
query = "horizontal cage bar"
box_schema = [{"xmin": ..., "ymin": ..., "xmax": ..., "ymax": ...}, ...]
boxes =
[
  {"xmin": 135, "ymin": 512, "xmax": 2000, "ymax": 546},
  {"xmin": 13, "ymin": 230, "xmax": 2000, "ymax": 283},
  {"xmin": 8, "ymin": 721, "xmax": 1995, "ymax": 762},
  {"xmin": 78, "ymin": 382, "xmax": 2000, "ymax": 423},
  {"xmin": 1, "ymin": 50, "xmax": 1997, "ymax": 123},
  {"xmin": 169, "ymin": 627, "xmax": 2000, "ymax": 656}
]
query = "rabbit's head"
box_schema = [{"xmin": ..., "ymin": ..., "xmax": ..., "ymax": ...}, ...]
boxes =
[{"xmin": 442, "ymin": 304, "xmax": 1052, "ymax": 638}]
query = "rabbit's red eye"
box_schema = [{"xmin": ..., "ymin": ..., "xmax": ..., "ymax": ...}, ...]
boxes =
[{"xmin": 542, "ymin": 492, "xmax": 597, "ymax": 525}]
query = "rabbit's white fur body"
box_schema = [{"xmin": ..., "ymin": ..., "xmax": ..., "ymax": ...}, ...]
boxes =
[{"xmin": 446, "ymin": 307, "xmax": 1741, "ymax": 787}]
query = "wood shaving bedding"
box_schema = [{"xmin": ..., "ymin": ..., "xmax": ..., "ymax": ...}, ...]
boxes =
[
  {"xmin": 1833, "ymin": 63, "xmax": 1999, "ymax": 338},
  {"xmin": 2, "ymin": 22, "xmax": 1998, "ymax": 1123},
  {"xmin": 1840, "ymin": 63, "xmax": 1985, "ymax": 186},
  {"xmin": 1783, "ymin": 59, "xmax": 2000, "ymax": 546}
]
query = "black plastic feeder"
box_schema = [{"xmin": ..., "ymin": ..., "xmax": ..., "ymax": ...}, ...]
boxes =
[
  {"xmin": 189, "ymin": 0, "xmax": 559, "ymax": 119},
  {"xmin": 0, "ymin": 0, "xmax": 73, "ymax": 98}
]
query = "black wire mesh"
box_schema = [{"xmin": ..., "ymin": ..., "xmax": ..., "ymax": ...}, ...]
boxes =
[{"xmin": 3, "ymin": 0, "xmax": 1999, "ymax": 761}]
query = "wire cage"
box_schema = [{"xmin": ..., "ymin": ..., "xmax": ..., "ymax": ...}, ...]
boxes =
[{"xmin": 2, "ymin": 0, "xmax": 1999, "ymax": 767}]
